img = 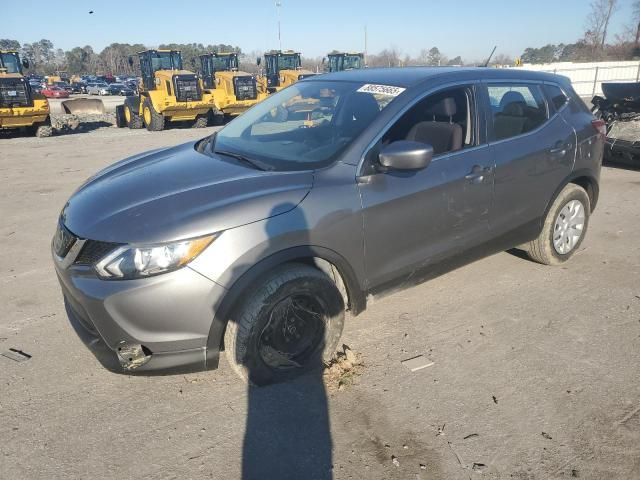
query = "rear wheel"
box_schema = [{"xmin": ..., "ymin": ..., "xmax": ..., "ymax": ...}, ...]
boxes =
[
  {"xmin": 115, "ymin": 104, "xmax": 127, "ymax": 128},
  {"xmin": 124, "ymin": 103, "xmax": 143, "ymax": 129},
  {"xmin": 224, "ymin": 263, "xmax": 345, "ymax": 386},
  {"xmin": 208, "ymin": 109, "xmax": 225, "ymax": 126},
  {"xmin": 525, "ymin": 184, "xmax": 590, "ymax": 265},
  {"xmin": 143, "ymin": 98, "xmax": 164, "ymax": 131}
]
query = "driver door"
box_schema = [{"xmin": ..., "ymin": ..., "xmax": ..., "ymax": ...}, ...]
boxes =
[{"xmin": 358, "ymin": 83, "xmax": 495, "ymax": 290}]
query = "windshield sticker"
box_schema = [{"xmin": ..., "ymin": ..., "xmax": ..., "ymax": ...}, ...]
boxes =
[{"xmin": 357, "ymin": 84, "xmax": 406, "ymax": 97}]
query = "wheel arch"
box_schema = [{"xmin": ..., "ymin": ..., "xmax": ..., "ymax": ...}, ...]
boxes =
[
  {"xmin": 542, "ymin": 170, "xmax": 599, "ymax": 226},
  {"xmin": 204, "ymin": 246, "xmax": 366, "ymax": 369}
]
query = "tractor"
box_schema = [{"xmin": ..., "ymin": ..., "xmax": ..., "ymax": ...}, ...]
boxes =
[
  {"xmin": 257, "ymin": 50, "xmax": 315, "ymax": 94},
  {"xmin": 199, "ymin": 52, "xmax": 266, "ymax": 123},
  {"xmin": 0, "ymin": 50, "xmax": 52, "ymax": 137},
  {"xmin": 325, "ymin": 52, "xmax": 364, "ymax": 72},
  {"xmin": 116, "ymin": 49, "xmax": 213, "ymax": 131}
]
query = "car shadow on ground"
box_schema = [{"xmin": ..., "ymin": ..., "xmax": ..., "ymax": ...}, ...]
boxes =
[{"xmin": 221, "ymin": 203, "xmax": 335, "ymax": 479}]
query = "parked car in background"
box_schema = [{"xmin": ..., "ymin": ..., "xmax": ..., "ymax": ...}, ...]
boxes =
[
  {"xmin": 29, "ymin": 80, "xmax": 43, "ymax": 95},
  {"xmin": 86, "ymin": 82, "xmax": 110, "ymax": 95},
  {"xmin": 107, "ymin": 83, "xmax": 134, "ymax": 96},
  {"xmin": 53, "ymin": 68, "xmax": 604, "ymax": 385},
  {"xmin": 41, "ymin": 85, "xmax": 70, "ymax": 98},
  {"xmin": 54, "ymin": 82, "xmax": 74, "ymax": 93}
]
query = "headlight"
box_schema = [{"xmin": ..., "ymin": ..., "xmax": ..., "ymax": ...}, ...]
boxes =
[{"xmin": 95, "ymin": 234, "xmax": 216, "ymax": 280}]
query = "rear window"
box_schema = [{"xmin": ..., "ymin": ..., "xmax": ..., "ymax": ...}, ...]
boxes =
[
  {"xmin": 487, "ymin": 84, "xmax": 548, "ymax": 141},
  {"xmin": 543, "ymin": 84, "xmax": 569, "ymax": 112}
]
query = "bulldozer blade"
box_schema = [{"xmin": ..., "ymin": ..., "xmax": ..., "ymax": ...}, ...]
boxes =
[{"xmin": 61, "ymin": 98, "xmax": 105, "ymax": 115}]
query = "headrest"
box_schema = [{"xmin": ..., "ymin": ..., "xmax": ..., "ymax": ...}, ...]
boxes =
[
  {"xmin": 502, "ymin": 101, "xmax": 525, "ymax": 116},
  {"xmin": 500, "ymin": 91, "xmax": 527, "ymax": 108},
  {"xmin": 427, "ymin": 97, "xmax": 457, "ymax": 117}
]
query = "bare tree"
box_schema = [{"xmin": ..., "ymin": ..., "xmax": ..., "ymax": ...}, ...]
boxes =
[{"xmin": 584, "ymin": 0, "xmax": 619, "ymax": 50}]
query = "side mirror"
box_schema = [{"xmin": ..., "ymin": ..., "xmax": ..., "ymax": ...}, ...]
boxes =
[
  {"xmin": 22, "ymin": 58, "xmax": 30, "ymax": 69},
  {"xmin": 378, "ymin": 141, "xmax": 433, "ymax": 171},
  {"xmin": 256, "ymin": 57, "xmax": 262, "ymax": 66},
  {"xmin": 128, "ymin": 56, "xmax": 134, "ymax": 67}
]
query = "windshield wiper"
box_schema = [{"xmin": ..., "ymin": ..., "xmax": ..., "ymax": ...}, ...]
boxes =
[{"xmin": 214, "ymin": 149, "xmax": 273, "ymax": 171}]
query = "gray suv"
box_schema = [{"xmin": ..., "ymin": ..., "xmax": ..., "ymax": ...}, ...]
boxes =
[{"xmin": 52, "ymin": 68, "xmax": 604, "ymax": 385}]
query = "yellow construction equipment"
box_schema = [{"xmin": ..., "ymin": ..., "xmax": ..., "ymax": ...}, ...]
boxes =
[
  {"xmin": 325, "ymin": 52, "xmax": 364, "ymax": 72},
  {"xmin": 0, "ymin": 50, "xmax": 51, "ymax": 137},
  {"xmin": 257, "ymin": 50, "xmax": 316, "ymax": 94},
  {"xmin": 116, "ymin": 49, "xmax": 213, "ymax": 131},
  {"xmin": 199, "ymin": 52, "xmax": 266, "ymax": 123}
]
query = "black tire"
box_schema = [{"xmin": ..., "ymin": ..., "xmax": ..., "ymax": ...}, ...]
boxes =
[
  {"xmin": 115, "ymin": 104, "xmax": 127, "ymax": 128},
  {"xmin": 125, "ymin": 103, "xmax": 143, "ymax": 129},
  {"xmin": 208, "ymin": 109, "xmax": 224, "ymax": 126},
  {"xmin": 143, "ymin": 97, "xmax": 165, "ymax": 132},
  {"xmin": 192, "ymin": 114, "xmax": 208, "ymax": 128},
  {"xmin": 525, "ymin": 184, "xmax": 590, "ymax": 265},
  {"xmin": 224, "ymin": 263, "xmax": 345, "ymax": 386}
]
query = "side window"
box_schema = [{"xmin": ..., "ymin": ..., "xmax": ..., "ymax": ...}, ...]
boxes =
[
  {"xmin": 487, "ymin": 84, "xmax": 548, "ymax": 141},
  {"xmin": 543, "ymin": 84, "xmax": 569, "ymax": 113},
  {"xmin": 380, "ymin": 85, "xmax": 476, "ymax": 156}
]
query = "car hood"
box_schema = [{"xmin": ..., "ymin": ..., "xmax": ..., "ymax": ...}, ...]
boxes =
[{"xmin": 61, "ymin": 141, "xmax": 313, "ymax": 244}]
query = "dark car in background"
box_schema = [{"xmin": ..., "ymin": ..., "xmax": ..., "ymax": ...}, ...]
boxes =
[
  {"xmin": 53, "ymin": 67, "xmax": 603, "ymax": 386},
  {"xmin": 107, "ymin": 83, "xmax": 134, "ymax": 96}
]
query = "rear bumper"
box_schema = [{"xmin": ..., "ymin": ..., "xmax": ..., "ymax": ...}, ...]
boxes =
[{"xmin": 0, "ymin": 106, "xmax": 49, "ymax": 128}]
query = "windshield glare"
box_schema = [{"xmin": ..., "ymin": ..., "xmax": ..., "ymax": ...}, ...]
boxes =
[{"xmin": 213, "ymin": 80, "xmax": 400, "ymax": 171}]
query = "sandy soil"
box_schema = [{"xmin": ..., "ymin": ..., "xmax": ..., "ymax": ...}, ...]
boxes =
[{"xmin": 1, "ymin": 126, "xmax": 639, "ymax": 479}]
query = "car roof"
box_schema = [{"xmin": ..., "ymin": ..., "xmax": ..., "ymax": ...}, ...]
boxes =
[{"xmin": 313, "ymin": 67, "xmax": 567, "ymax": 88}]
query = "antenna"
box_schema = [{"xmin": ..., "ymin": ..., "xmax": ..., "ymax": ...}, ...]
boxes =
[{"xmin": 483, "ymin": 46, "xmax": 497, "ymax": 67}]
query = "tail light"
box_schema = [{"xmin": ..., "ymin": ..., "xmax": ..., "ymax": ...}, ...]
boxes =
[{"xmin": 592, "ymin": 119, "xmax": 607, "ymax": 137}]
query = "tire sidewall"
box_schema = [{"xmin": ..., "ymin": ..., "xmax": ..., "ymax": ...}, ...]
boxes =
[
  {"xmin": 546, "ymin": 186, "xmax": 590, "ymax": 263},
  {"xmin": 231, "ymin": 267, "xmax": 344, "ymax": 386}
]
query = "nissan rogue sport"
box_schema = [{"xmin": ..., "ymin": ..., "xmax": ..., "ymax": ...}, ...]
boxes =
[{"xmin": 52, "ymin": 68, "xmax": 604, "ymax": 385}]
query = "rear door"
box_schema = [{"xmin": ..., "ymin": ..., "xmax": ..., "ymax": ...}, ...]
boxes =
[{"xmin": 484, "ymin": 81, "xmax": 575, "ymax": 238}]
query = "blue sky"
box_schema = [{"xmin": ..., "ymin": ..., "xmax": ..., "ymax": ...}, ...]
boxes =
[{"xmin": 3, "ymin": 0, "xmax": 635, "ymax": 61}]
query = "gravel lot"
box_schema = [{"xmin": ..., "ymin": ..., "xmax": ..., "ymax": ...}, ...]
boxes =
[{"xmin": 1, "ymin": 125, "xmax": 639, "ymax": 479}]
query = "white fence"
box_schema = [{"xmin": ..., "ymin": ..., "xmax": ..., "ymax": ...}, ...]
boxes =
[{"xmin": 515, "ymin": 61, "xmax": 640, "ymax": 97}]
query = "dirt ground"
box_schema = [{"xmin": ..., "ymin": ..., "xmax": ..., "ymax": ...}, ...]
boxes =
[{"xmin": 1, "ymin": 124, "xmax": 639, "ymax": 480}]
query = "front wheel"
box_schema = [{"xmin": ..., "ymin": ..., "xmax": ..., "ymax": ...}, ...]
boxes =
[
  {"xmin": 143, "ymin": 98, "xmax": 165, "ymax": 131},
  {"xmin": 525, "ymin": 184, "xmax": 590, "ymax": 265},
  {"xmin": 224, "ymin": 264, "xmax": 345, "ymax": 386}
]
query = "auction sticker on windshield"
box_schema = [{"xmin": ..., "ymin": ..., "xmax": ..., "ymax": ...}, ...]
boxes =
[{"xmin": 357, "ymin": 84, "xmax": 406, "ymax": 96}]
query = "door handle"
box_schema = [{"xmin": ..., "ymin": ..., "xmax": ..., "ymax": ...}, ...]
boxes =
[
  {"xmin": 465, "ymin": 165, "xmax": 492, "ymax": 184},
  {"xmin": 549, "ymin": 143, "xmax": 573, "ymax": 157}
]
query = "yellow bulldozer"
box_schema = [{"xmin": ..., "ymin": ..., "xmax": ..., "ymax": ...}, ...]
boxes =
[
  {"xmin": 0, "ymin": 50, "xmax": 51, "ymax": 137},
  {"xmin": 325, "ymin": 52, "xmax": 364, "ymax": 72},
  {"xmin": 199, "ymin": 52, "xmax": 266, "ymax": 124},
  {"xmin": 116, "ymin": 49, "xmax": 213, "ymax": 131},
  {"xmin": 257, "ymin": 50, "xmax": 316, "ymax": 94}
]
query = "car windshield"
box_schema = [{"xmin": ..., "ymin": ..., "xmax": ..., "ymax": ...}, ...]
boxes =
[
  {"xmin": 212, "ymin": 80, "xmax": 403, "ymax": 171},
  {"xmin": 110, "ymin": 83, "xmax": 124, "ymax": 88},
  {"xmin": 0, "ymin": 52, "xmax": 21, "ymax": 74},
  {"xmin": 96, "ymin": 83, "xmax": 108, "ymax": 87}
]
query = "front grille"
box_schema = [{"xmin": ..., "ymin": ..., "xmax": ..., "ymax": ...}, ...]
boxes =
[
  {"xmin": 0, "ymin": 77, "xmax": 32, "ymax": 108},
  {"xmin": 173, "ymin": 74, "xmax": 202, "ymax": 102},
  {"xmin": 53, "ymin": 223, "xmax": 76, "ymax": 258},
  {"xmin": 74, "ymin": 240, "xmax": 121, "ymax": 265},
  {"xmin": 233, "ymin": 76, "xmax": 257, "ymax": 101}
]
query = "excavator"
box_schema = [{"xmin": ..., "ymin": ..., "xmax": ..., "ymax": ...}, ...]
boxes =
[
  {"xmin": 199, "ymin": 52, "xmax": 266, "ymax": 123},
  {"xmin": 257, "ymin": 50, "xmax": 315, "ymax": 94},
  {"xmin": 0, "ymin": 50, "xmax": 51, "ymax": 137}
]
